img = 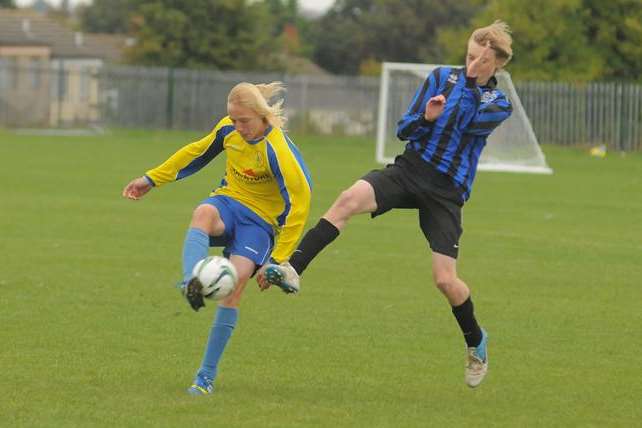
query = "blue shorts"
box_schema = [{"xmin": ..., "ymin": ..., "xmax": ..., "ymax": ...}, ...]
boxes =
[{"xmin": 201, "ymin": 195, "xmax": 274, "ymax": 266}]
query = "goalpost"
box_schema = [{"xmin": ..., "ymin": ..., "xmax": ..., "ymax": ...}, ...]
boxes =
[{"xmin": 376, "ymin": 62, "xmax": 553, "ymax": 174}]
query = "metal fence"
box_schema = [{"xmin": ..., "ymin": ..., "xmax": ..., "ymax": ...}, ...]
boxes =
[
  {"xmin": 516, "ymin": 81, "xmax": 642, "ymax": 151},
  {"xmin": 97, "ymin": 66, "xmax": 380, "ymax": 135},
  {"xmin": 0, "ymin": 62, "xmax": 641, "ymax": 151}
]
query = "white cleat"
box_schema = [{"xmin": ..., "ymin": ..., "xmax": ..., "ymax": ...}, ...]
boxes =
[
  {"xmin": 465, "ymin": 329, "xmax": 488, "ymax": 388},
  {"xmin": 264, "ymin": 262, "xmax": 300, "ymax": 294}
]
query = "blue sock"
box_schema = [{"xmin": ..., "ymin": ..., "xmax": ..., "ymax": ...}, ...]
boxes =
[
  {"xmin": 197, "ymin": 306, "xmax": 239, "ymax": 381},
  {"xmin": 182, "ymin": 227, "xmax": 210, "ymax": 284}
]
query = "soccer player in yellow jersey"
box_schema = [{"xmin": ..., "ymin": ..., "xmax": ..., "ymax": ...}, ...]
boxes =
[{"xmin": 122, "ymin": 82, "xmax": 312, "ymax": 395}]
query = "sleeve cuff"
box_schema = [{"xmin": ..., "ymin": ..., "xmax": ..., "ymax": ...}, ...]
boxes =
[{"xmin": 143, "ymin": 175, "xmax": 156, "ymax": 187}]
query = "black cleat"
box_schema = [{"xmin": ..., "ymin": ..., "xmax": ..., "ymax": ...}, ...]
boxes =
[{"xmin": 185, "ymin": 277, "xmax": 206, "ymax": 311}]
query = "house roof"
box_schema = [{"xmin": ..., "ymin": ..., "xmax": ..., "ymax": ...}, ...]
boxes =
[
  {"xmin": 83, "ymin": 33, "xmax": 132, "ymax": 63},
  {"xmin": 0, "ymin": 9, "xmax": 128, "ymax": 61}
]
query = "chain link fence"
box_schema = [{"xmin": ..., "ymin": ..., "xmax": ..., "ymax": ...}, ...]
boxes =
[{"xmin": 0, "ymin": 62, "xmax": 640, "ymax": 151}]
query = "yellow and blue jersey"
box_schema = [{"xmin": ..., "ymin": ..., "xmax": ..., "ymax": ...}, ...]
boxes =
[{"xmin": 144, "ymin": 117, "xmax": 312, "ymax": 263}]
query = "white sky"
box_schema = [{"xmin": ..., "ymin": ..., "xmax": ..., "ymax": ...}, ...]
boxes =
[
  {"xmin": 16, "ymin": 0, "xmax": 335, "ymax": 12},
  {"xmin": 299, "ymin": 0, "xmax": 334, "ymax": 11}
]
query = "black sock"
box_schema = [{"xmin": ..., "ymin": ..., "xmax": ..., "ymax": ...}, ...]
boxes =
[
  {"xmin": 289, "ymin": 218, "xmax": 340, "ymax": 275},
  {"xmin": 452, "ymin": 297, "xmax": 483, "ymax": 348}
]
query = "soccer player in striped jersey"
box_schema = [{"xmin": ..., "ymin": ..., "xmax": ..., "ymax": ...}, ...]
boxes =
[
  {"xmin": 122, "ymin": 82, "xmax": 312, "ymax": 395},
  {"xmin": 259, "ymin": 21, "xmax": 513, "ymax": 388}
]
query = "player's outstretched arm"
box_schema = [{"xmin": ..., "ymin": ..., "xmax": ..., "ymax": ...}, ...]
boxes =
[{"xmin": 122, "ymin": 176, "xmax": 153, "ymax": 200}]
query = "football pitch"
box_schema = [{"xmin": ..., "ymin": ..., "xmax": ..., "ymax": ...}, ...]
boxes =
[{"xmin": 1, "ymin": 129, "xmax": 640, "ymax": 427}]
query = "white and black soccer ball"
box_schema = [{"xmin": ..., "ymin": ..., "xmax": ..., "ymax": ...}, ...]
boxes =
[{"xmin": 192, "ymin": 256, "xmax": 238, "ymax": 300}]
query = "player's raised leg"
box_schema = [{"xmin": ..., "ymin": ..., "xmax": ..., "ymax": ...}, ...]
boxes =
[
  {"xmin": 261, "ymin": 179, "xmax": 377, "ymax": 292},
  {"xmin": 181, "ymin": 204, "xmax": 226, "ymax": 311},
  {"xmin": 432, "ymin": 252, "xmax": 488, "ymax": 387},
  {"xmin": 188, "ymin": 254, "xmax": 254, "ymax": 395}
]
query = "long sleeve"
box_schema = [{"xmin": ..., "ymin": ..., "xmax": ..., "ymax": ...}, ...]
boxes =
[
  {"xmin": 396, "ymin": 67, "xmax": 441, "ymax": 141},
  {"xmin": 266, "ymin": 137, "xmax": 312, "ymax": 263},
  {"xmin": 145, "ymin": 119, "xmax": 234, "ymax": 187},
  {"xmin": 455, "ymin": 76, "xmax": 484, "ymax": 130}
]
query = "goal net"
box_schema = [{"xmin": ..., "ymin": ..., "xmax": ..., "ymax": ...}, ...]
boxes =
[{"xmin": 376, "ymin": 62, "xmax": 552, "ymax": 173}]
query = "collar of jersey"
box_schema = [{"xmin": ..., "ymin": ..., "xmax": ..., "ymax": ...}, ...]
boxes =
[
  {"xmin": 246, "ymin": 125, "xmax": 273, "ymax": 145},
  {"xmin": 458, "ymin": 68, "xmax": 497, "ymax": 90},
  {"xmin": 481, "ymin": 75, "xmax": 498, "ymax": 90}
]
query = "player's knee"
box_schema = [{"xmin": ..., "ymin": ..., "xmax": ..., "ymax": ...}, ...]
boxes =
[
  {"xmin": 433, "ymin": 270, "xmax": 457, "ymax": 292},
  {"xmin": 334, "ymin": 189, "xmax": 362, "ymax": 215},
  {"xmin": 220, "ymin": 277, "xmax": 249, "ymax": 307},
  {"xmin": 191, "ymin": 204, "xmax": 213, "ymax": 223},
  {"xmin": 191, "ymin": 204, "xmax": 224, "ymax": 236}
]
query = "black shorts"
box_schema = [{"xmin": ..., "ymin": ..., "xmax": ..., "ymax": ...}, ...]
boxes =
[{"xmin": 361, "ymin": 150, "xmax": 464, "ymax": 258}]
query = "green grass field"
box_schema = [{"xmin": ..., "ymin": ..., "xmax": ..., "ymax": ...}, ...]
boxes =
[{"xmin": 1, "ymin": 129, "xmax": 641, "ymax": 427}]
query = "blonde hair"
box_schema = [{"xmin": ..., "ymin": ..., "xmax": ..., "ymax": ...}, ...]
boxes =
[
  {"xmin": 227, "ymin": 81, "xmax": 287, "ymax": 128},
  {"xmin": 470, "ymin": 20, "xmax": 513, "ymax": 66}
]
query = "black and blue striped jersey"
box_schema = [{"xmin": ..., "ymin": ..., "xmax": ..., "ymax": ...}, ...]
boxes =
[{"xmin": 396, "ymin": 66, "xmax": 512, "ymax": 201}]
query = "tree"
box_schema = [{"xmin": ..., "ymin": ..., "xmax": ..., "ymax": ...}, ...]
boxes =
[
  {"xmin": 584, "ymin": 0, "xmax": 642, "ymax": 81},
  {"xmin": 265, "ymin": 0, "xmax": 298, "ymax": 36},
  {"xmin": 79, "ymin": 0, "xmax": 144, "ymax": 33},
  {"xmin": 126, "ymin": 0, "xmax": 284, "ymax": 71},
  {"xmin": 440, "ymin": 0, "xmax": 603, "ymax": 81},
  {"xmin": 311, "ymin": 0, "xmax": 476, "ymax": 75},
  {"xmin": 262, "ymin": 0, "xmax": 317, "ymax": 59},
  {"xmin": 438, "ymin": 0, "xmax": 642, "ymax": 82},
  {"xmin": 310, "ymin": 0, "xmax": 369, "ymax": 75},
  {"xmin": 0, "ymin": 0, "xmax": 16, "ymax": 8}
]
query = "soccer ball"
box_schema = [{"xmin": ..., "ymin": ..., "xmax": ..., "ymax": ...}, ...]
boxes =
[{"xmin": 192, "ymin": 256, "xmax": 238, "ymax": 300}]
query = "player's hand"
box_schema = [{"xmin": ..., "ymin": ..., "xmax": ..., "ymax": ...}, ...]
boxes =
[
  {"xmin": 467, "ymin": 42, "xmax": 494, "ymax": 79},
  {"xmin": 256, "ymin": 265, "xmax": 272, "ymax": 291},
  {"xmin": 424, "ymin": 95, "xmax": 446, "ymax": 121},
  {"xmin": 122, "ymin": 176, "xmax": 152, "ymax": 200}
]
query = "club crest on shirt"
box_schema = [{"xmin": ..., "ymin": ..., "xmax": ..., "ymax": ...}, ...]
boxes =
[
  {"xmin": 255, "ymin": 152, "xmax": 265, "ymax": 168},
  {"xmin": 447, "ymin": 71, "xmax": 459, "ymax": 84},
  {"xmin": 481, "ymin": 90, "xmax": 498, "ymax": 104}
]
